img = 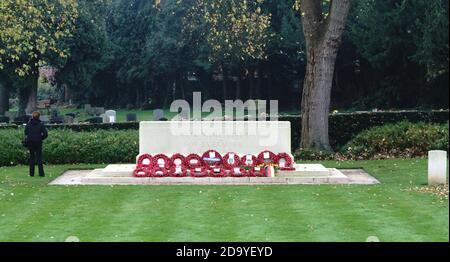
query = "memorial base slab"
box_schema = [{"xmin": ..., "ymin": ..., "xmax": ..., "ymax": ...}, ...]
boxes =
[{"xmin": 50, "ymin": 164, "xmax": 380, "ymax": 186}]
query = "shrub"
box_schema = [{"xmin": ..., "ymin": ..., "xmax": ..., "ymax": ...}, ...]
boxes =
[
  {"xmin": 0, "ymin": 122, "xmax": 139, "ymax": 131},
  {"xmin": 293, "ymin": 149, "xmax": 336, "ymax": 161},
  {"xmin": 1, "ymin": 110, "xmax": 449, "ymax": 151},
  {"xmin": 0, "ymin": 129, "xmax": 138, "ymax": 166},
  {"xmin": 341, "ymin": 121, "xmax": 449, "ymax": 160},
  {"xmin": 281, "ymin": 110, "xmax": 449, "ymax": 150},
  {"xmin": 1, "ymin": 120, "xmax": 448, "ymax": 165}
]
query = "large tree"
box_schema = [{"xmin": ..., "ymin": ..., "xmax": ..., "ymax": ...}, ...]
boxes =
[
  {"xmin": 297, "ymin": 0, "xmax": 351, "ymax": 151},
  {"xmin": 188, "ymin": 0, "xmax": 272, "ymax": 100},
  {"xmin": 55, "ymin": 0, "xmax": 110, "ymax": 105},
  {"xmin": 348, "ymin": 0, "xmax": 449, "ymax": 108},
  {"xmin": 108, "ymin": 0, "xmax": 154, "ymax": 107},
  {"xmin": 143, "ymin": 0, "xmax": 197, "ymax": 107},
  {"xmin": 0, "ymin": 0, "xmax": 77, "ymax": 115}
]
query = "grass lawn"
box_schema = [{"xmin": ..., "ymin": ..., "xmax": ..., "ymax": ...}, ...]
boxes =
[
  {"xmin": 0, "ymin": 159, "xmax": 448, "ymax": 242},
  {"xmin": 57, "ymin": 108, "xmax": 180, "ymax": 122},
  {"xmin": 55, "ymin": 108, "xmax": 233, "ymax": 122},
  {"xmin": 25, "ymin": 108, "xmax": 300, "ymax": 122}
]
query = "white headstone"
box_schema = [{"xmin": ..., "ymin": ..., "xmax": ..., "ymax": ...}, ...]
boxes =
[
  {"xmin": 153, "ymin": 109, "xmax": 165, "ymax": 121},
  {"xmin": 40, "ymin": 115, "xmax": 50, "ymax": 123},
  {"xmin": 428, "ymin": 150, "xmax": 448, "ymax": 185},
  {"xmin": 104, "ymin": 110, "xmax": 117, "ymax": 123}
]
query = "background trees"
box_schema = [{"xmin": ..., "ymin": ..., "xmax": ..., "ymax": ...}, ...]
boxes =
[
  {"xmin": 348, "ymin": 0, "xmax": 449, "ymax": 108},
  {"xmin": 188, "ymin": 0, "xmax": 272, "ymax": 100},
  {"xmin": 0, "ymin": 0, "xmax": 78, "ymax": 115},
  {"xmin": 0, "ymin": 0, "xmax": 448, "ymax": 150},
  {"xmin": 55, "ymin": 0, "xmax": 110, "ymax": 106},
  {"xmin": 2, "ymin": 0, "xmax": 446, "ymax": 112}
]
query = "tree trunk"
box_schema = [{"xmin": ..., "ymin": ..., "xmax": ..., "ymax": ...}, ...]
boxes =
[
  {"xmin": 18, "ymin": 86, "xmax": 29, "ymax": 116},
  {"xmin": 300, "ymin": 45, "xmax": 337, "ymax": 151},
  {"xmin": 162, "ymin": 81, "xmax": 171, "ymax": 109},
  {"xmin": 236, "ymin": 76, "xmax": 241, "ymax": 99},
  {"xmin": 179, "ymin": 74, "xmax": 186, "ymax": 100},
  {"xmin": 0, "ymin": 81, "xmax": 9, "ymax": 115},
  {"xmin": 198, "ymin": 70, "xmax": 209, "ymax": 100},
  {"xmin": 248, "ymin": 69, "xmax": 254, "ymax": 99},
  {"xmin": 25, "ymin": 72, "xmax": 39, "ymax": 114},
  {"xmin": 135, "ymin": 86, "xmax": 140, "ymax": 108},
  {"xmin": 267, "ymin": 64, "xmax": 272, "ymax": 100},
  {"xmin": 255, "ymin": 67, "xmax": 262, "ymax": 99},
  {"xmin": 299, "ymin": 0, "xmax": 351, "ymax": 151},
  {"xmin": 222, "ymin": 69, "xmax": 228, "ymax": 101},
  {"xmin": 64, "ymin": 84, "xmax": 70, "ymax": 104},
  {"xmin": 172, "ymin": 80, "xmax": 176, "ymax": 101},
  {"xmin": 144, "ymin": 81, "xmax": 149, "ymax": 104}
]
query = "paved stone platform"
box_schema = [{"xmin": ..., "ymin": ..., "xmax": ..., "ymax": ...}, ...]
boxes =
[{"xmin": 49, "ymin": 166, "xmax": 379, "ymax": 186}]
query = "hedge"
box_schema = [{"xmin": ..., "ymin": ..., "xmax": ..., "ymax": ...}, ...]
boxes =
[
  {"xmin": 1, "ymin": 110, "xmax": 448, "ymax": 152},
  {"xmin": 293, "ymin": 121, "xmax": 449, "ymax": 161},
  {"xmin": 281, "ymin": 110, "xmax": 449, "ymax": 150},
  {"xmin": 341, "ymin": 121, "xmax": 449, "ymax": 160},
  {"xmin": 0, "ymin": 122, "xmax": 139, "ymax": 132},
  {"xmin": 0, "ymin": 121, "xmax": 448, "ymax": 165},
  {"xmin": 0, "ymin": 129, "xmax": 138, "ymax": 166}
]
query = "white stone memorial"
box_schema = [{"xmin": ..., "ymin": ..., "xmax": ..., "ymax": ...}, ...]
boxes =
[
  {"xmin": 64, "ymin": 120, "xmax": 380, "ymax": 185},
  {"xmin": 139, "ymin": 121, "xmax": 291, "ymax": 156},
  {"xmin": 428, "ymin": 150, "xmax": 448, "ymax": 186}
]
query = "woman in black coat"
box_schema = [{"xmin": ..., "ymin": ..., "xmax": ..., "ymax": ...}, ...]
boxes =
[{"xmin": 24, "ymin": 111, "xmax": 48, "ymax": 177}]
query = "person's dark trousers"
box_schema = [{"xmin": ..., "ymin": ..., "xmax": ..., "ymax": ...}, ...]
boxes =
[{"xmin": 28, "ymin": 141, "xmax": 45, "ymax": 177}]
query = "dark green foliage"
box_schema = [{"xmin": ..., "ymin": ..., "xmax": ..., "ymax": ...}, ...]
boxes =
[
  {"xmin": 0, "ymin": 129, "xmax": 138, "ymax": 166},
  {"xmin": 293, "ymin": 149, "xmax": 335, "ymax": 161},
  {"xmin": 1, "ymin": 110, "xmax": 448, "ymax": 150},
  {"xmin": 0, "ymin": 116, "xmax": 9, "ymax": 123},
  {"xmin": 41, "ymin": 0, "xmax": 449, "ymax": 110},
  {"xmin": 85, "ymin": 117, "xmax": 103, "ymax": 124},
  {"xmin": 0, "ymin": 122, "xmax": 140, "ymax": 131},
  {"xmin": 293, "ymin": 121, "xmax": 449, "ymax": 161},
  {"xmin": 1, "ymin": 111, "xmax": 448, "ymax": 165},
  {"xmin": 1, "ymin": 118, "xmax": 448, "ymax": 165},
  {"xmin": 55, "ymin": 0, "xmax": 111, "ymax": 104},
  {"xmin": 2, "ymin": 0, "xmax": 449, "ymax": 112},
  {"xmin": 342, "ymin": 121, "xmax": 449, "ymax": 160},
  {"xmin": 281, "ymin": 110, "xmax": 449, "ymax": 151},
  {"xmin": 348, "ymin": 0, "xmax": 449, "ymax": 108}
]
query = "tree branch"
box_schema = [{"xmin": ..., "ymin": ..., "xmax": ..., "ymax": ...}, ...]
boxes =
[
  {"xmin": 324, "ymin": 0, "xmax": 352, "ymax": 43},
  {"xmin": 299, "ymin": 0, "xmax": 325, "ymax": 44}
]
